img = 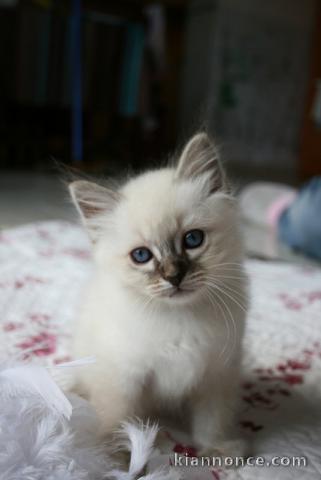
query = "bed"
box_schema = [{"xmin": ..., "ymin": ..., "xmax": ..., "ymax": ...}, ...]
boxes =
[{"xmin": 1, "ymin": 221, "xmax": 321, "ymax": 479}]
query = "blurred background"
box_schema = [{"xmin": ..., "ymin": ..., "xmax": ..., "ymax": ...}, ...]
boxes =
[{"xmin": 0, "ymin": 0, "xmax": 321, "ymax": 259}]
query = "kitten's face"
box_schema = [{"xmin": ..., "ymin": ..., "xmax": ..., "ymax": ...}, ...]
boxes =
[
  {"xmin": 107, "ymin": 171, "xmax": 239, "ymax": 305},
  {"xmin": 69, "ymin": 133, "xmax": 243, "ymax": 306}
]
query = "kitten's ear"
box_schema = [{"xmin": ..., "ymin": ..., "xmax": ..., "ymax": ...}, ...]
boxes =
[
  {"xmin": 176, "ymin": 133, "xmax": 228, "ymax": 193},
  {"xmin": 69, "ymin": 180, "xmax": 120, "ymax": 240}
]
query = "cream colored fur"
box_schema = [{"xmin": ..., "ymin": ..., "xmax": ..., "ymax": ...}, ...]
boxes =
[{"xmin": 69, "ymin": 133, "xmax": 248, "ymax": 457}]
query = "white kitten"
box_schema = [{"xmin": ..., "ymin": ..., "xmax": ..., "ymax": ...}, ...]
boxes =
[{"xmin": 69, "ymin": 133, "xmax": 248, "ymax": 457}]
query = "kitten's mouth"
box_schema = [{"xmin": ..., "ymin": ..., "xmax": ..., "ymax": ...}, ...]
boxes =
[
  {"xmin": 168, "ymin": 287, "xmax": 192, "ymax": 298},
  {"xmin": 154, "ymin": 285, "xmax": 196, "ymax": 301}
]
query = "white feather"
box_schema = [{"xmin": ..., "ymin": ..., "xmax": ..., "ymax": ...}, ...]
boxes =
[
  {"xmin": 109, "ymin": 421, "xmax": 181, "ymax": 480},
  {"xmin": 54, "ymin": 356, "xmax": 97, "ymax": 368},
  {"xmin": 0, "ymin": 364, "xmax": 72, "ymax": 419},
  {"xmin": 0, "ymin": 361, "xmax": 177, "ymax": 480},
  {"xmin": 124, "ymin": 421, "xmax": 159, "ymax": 476},
  {"xmin": 143, "ymin": 469, "xmax": 182, "ymax": 480},
  {"xmin": 48, "ymin": 357, "xmax": 97, "ymax": 392}
]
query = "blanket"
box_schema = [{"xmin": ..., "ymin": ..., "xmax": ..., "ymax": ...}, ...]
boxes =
[{"xmin": 0, "ymin": 221, "xmax": 321, "ymax": 480}]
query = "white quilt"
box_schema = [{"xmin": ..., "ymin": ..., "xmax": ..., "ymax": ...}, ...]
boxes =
[{"xmin": 0, "ymin": 221, "xmax": 321, "ymax": 480}]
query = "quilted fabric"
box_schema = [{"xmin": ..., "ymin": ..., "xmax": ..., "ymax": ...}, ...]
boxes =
[{"xmin": 0, "ymin": 221, "xmax": 321, "ymax": 480}]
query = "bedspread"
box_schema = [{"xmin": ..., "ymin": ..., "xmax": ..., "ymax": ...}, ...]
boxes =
[{"xmin": 0, "ymin": 221, "xmax": 321, "ymax": 480}]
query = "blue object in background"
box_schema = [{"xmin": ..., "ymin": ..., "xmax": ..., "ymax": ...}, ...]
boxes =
[
  {"xmin": 68, "ymin": 1, "xmax": 145, "ymax": 161},
  {"xmin": 278, "ymin": 177, "xmax": 321, "ymax": 261},
  {"xmin": 70, "ymin": 0, "xmax": 83, "ymax": 163},
  {"xmin": 119, "ymin": 23, "xmax": 145, "ymax": 117}
]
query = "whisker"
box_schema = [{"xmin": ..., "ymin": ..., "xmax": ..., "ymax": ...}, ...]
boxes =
[
  {"xmin": 216, "ymin": 281, "xmax": 248, "ymax": 306},
  {"xmin": 207, "ymin": 274, "xmax": 248, "ymax": 281},
  {"xmin": 205, "ymin": 262, "xmax": 247, "ymax": 272},
  {"xmin": 212, "ymin": 262, "xmax": 244, "ymax": 267},
  {"xmin": 147, "ymin": 284, "xmax": 171, "ymax": 293},
  {"xmin": 205, "ymin": 276, "xmax": 248, "ymax": 301},
  {"xmin": 206, "ymin": 288, "xmax": 237, "ymax": 366},
  {"xmin": 205, "ymin": 289, "xmax": 231, "ymax": 365},
  {"xmin": 206, "ymin": 282, "xmax": 247, "ymax": 314}
]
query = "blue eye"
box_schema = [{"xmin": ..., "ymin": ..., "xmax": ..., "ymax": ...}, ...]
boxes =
[
  {"xmin": 130, "ymin": 247, "xmax": 153, "ymax": 264},
  {"xmin": 183, "ymin": 229, "xmax": 204, "ymax": 249}
]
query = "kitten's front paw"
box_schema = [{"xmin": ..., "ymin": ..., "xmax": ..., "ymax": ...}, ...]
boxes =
[{"xmin": 198, "ymin": 438, "xmax": 248, "ymax": 466}]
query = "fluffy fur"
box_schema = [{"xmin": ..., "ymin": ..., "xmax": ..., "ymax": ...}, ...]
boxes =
[
  {"xmin": 0, "ymin": 359, "xmax": 176, "ymax": 480},
  {"xmin": 69, "ymin": 133, "xmax": 248, "ymax": 456}
]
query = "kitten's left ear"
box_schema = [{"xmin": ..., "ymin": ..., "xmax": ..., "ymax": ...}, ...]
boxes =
[{"xmin": 176, "ymin": 132, "xmax": 228, "ymax": 193}]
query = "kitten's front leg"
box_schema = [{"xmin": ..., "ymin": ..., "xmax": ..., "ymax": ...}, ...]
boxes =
[
  {"xmin": 73, "ymin": 366, "xmax": 137, "ymax": 437},
  {"xmin": 191, "ymin": 372, "xmax": 246, "ymax": 459}
]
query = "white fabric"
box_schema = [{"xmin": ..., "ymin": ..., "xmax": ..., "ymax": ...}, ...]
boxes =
[
  {"xmin": 239, "ymin": 182, "xmax": 296, "ymax": 227},
  {"xmin": 0, "ymin": 221, "xmax": 321, "ymax": 479}
]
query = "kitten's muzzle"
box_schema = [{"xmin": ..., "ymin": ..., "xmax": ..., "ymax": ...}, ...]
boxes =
[
  {"xmin": 159, "ymin": 259, "xmax": 188, "ymax": 287},
  {"xmin": 165, "ymin": 271, "xmax": 185, "ymax": 287}
]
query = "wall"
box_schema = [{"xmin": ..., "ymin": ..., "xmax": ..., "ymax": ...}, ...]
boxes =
[{"xmin": 181, "ymin": 0, "xmax": 317, "ymax": 173}]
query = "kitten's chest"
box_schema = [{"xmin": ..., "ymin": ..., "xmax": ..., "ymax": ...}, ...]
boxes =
[{"xmin": 148, "ymin": 319, "xmax": 215, "ymax": 399}]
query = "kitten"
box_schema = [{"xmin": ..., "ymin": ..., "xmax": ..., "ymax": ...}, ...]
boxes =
[{"xmin": 69, "ymin": 133, "xmax": 248, "ymax": 457}]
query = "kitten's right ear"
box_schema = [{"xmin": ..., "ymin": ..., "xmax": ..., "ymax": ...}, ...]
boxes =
[{"xmin": 69, "ymin": 180, "xmax": 120, "ymax": 241}]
